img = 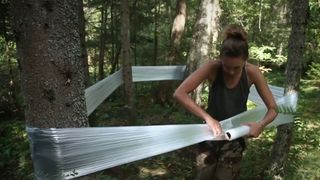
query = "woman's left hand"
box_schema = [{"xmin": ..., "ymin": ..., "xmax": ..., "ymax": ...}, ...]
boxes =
[{"xmin": 242, "ymin": 122, "xmax": 264, "ymax": 138}]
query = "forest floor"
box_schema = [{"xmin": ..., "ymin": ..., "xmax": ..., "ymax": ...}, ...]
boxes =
[{"xmin": 0, "ymin": 70, "xmax": 319, "ymax": 179}]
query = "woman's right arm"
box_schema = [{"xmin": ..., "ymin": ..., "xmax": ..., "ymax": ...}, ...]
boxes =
[{"xmin": 173, "ymin": 61, "xmax": 223, "ymax": 136}]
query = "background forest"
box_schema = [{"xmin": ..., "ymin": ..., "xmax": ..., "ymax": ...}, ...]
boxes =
[{"xmin": 0, "ymin": 0, "xmax": 319, "ymax": 179}]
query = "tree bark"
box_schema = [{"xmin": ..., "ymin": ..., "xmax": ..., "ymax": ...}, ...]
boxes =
[
  {"xmin": 166, "ymin": 0, "xmax": 187, "ymax": 65},
  {"xmin": 12, "ymin": 0, "xmax": 89, "ymax": 128},
  {"xmin": 186, "ymin": 0, "xmax": 221, "ymax": 105},
  {"xmin": 267, "ymin": 0, "xmax": 309, "ymax": 178},
  {"xmin": 121, "ymin": 0, "xmax": 135, "ymax": 122},
  {"xmin": 155, "ymin": 0, "xmax": 187, "ymax": 106}
]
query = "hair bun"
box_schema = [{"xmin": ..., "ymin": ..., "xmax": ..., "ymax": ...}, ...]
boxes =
[{"xmin": 223, "ymin": 24, "xmax": 247, "ymax": 42}]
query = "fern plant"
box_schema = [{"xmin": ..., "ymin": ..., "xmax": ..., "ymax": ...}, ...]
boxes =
[{"xmin": 306, "ymin": 62, "xmax": 320, "ymax": 85}]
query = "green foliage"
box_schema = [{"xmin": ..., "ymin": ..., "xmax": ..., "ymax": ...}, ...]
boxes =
[
  {"xmin": 0, "ymin": 120, "xmax": 33, "ymax": 179},
  {"xmin": 249, "ymin": 45, "xmax": 287, "ymax": 65},
  {"xmin": 0, "ymin": 37, "xmax": 23, "ymax": 119},
  {"xmin": 303, "ymin": 0, "xmax": 320, "ymax": 71},
  {"xmin": 306, "ymin": 62, "xmax": 320, "ymax": 85}
]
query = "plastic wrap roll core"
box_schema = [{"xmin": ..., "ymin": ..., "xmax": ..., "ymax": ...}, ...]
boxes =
[{"xmin": 225, "ymin": 125, "xmax": 250, "ymax": 141}]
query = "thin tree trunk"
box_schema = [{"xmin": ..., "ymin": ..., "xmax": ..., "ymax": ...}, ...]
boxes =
[
  {"xmin": 12, "ymin": 0, "xmax": 89, "ymax": 127},
  {"xmin": 98, "ymin": 3, "xmax": 107, "ymax": 80},
  {"xmin": 132, "ymin": 0, "xmax": 138, "ymax": 66},
  {"xmin": 155, "ymin": 0, "xmax": 187, "ymax": 106},
  {"xmin": 187, "ymin": 0, "xmax": 221, "ymax": 105},
  {"xmin": 111, "ymin": 45, "xmax": 121, "ymax": 74},
  {"xmin": 166, "ymin": 0, "xmax": 187, "ymax": 64},
  {"xmin": 258, "ymin": 0, "xmax": 262, "ymax": 32},
  {"xmin": 93, "ymin": 49, "xmax": 98, "ymax": 82},
  {"xmin": 111, "ymin": 0, "xmax": 115, "ymax": 68},
  {"xmin": 153, "ymin": 0, "xmax": 159, "ymax": 65},
  {"xmin": 121, "ymin": 0, "xmax": 135, "ymax": 122},
  {"xmin": 267, "ymin": 0, "xmax": 309, "ymax": 178},
  {"xmin": 79, "ymin": 0, "xmax": 90, "ymax": 87}
]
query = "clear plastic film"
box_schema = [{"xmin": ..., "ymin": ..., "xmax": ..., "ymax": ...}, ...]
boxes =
[
  {"xmin": 248, "ymin": 85, "xmax": 285, "ymax": 106},
  {"xmin": 27, "ymin": 66, "xmax": 297, "ymax": 179},
  {"xmin": 85, "ymin": 66, "xmax": 186, "ymax": 115},
  {"xmin": 224, "ymin": 92, "xmax": 297, "ymax": 140}
]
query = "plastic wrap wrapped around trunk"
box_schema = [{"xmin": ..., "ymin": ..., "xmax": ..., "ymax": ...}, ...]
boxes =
[
  {"xmin": 27, "ymin": 66, "xmax": 298, "ymax": 179},
  {"xmin": 27, "ymin": 93, "xmax": 297, "ymax": 179}
]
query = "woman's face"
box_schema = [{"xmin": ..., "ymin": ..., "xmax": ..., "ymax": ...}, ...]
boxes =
[{"xmin": 221, "ymin": 56, "xmax": 245, "ymax": 77}]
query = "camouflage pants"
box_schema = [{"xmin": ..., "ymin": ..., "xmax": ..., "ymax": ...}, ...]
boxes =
[{"xmin": 196, "ymin": 138, "xmax": 246, "ymax": 180}]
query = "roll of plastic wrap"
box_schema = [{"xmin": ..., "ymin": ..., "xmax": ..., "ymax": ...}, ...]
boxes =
[{"xmin": 225, "ymin": 125, "xmax": 250, "ymax": 140}]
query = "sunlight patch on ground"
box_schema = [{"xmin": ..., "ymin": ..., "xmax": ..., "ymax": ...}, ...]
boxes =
[{"xmin": 139, "ymin": 166, "xmax": 167, "ymax": 177}]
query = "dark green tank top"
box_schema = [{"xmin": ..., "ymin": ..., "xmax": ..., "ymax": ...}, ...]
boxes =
[{"xmin": 207, "ymin": 62, "xmax": 250, "ymax": 121}]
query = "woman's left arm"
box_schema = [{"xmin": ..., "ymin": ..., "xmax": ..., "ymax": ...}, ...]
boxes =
[{"xmin": 244, "ymin": 66, "xmax": 278, "ymax": 138}]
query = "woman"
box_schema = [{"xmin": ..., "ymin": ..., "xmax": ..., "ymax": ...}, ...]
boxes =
[{"xmin": 173, "ymin": 25, "xmax": 278, "ymax": 179}]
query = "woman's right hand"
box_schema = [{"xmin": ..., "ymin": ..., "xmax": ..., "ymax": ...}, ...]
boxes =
[{"xmin": 205, "ymin": 117, "xmax": 223, "ymax": 136}]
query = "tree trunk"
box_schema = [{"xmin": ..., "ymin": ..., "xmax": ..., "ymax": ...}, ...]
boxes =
[
  {"xmin": 111, "ymin": 45, "xmax": 121, "ymax": 74},
  {"xmin": 111, "ymin": 0, "xmax": 115, "ymax": 68},
  {"xmin": 79, "ymin": 0, "xmax": 90, "ymax": 87},
  {"xmin": 166, "ymin": 0, "xmax": 187, "ymax": 65},
  {"xmin": 12, "ymin": 0, "xmax": 89, "ymax": 128},
  {"xmin": 121, "ymin": 0, "xmax": 135, "ymax": 122},
  {"xmin": 98, "ymin": 3, "xmax": 107, "ymax": 80},
  {"xmin": 186, "ymin": 0, "xmax": 221, "ymax": 105},
  {"xmin": 153, "ymin": 0, "xmax": 159, "ymax": 65},
  {"xmin": 267, "ymin": 0, "xmax": 309, "ymax": 178},
  {"xmin": 155, "ymin": 0, "xmax": 187, "ymax": 106}
]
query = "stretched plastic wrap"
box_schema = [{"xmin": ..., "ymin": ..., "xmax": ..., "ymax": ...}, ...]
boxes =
[
  {"xmin": 27, "ymin": 66, "xmax": 298, "ymax": 179},
  {"xmin": 132, "ymin": 66, "xmax": 186, "ymax": 82},
  {"xmin": 27, "ymin": 92, "xmax": 297, "ymax": 179},
  {"xmin": 85, "ymin": 70, "xmax": 123, "ymax": 115},
  {"xmin": 85, "ymin": 66, "xmax": 186, "ymax": 115},
  {"xmin": 248, "ymin": 85, "xmax": 285, "ymax": 106}
]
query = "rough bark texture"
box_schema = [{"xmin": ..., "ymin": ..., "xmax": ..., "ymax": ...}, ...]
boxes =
[
  {"xmin": 121, "ymin": 0, "xmax": 135, "ymax": 121},
  {"xmin": 267, "ymin": 0, "xmax": 309, "ymax": 178},
  {"xmin": 167, "ymin": 0, "xmax": 187, "ymax": 65},
  {"xmin": 12, "ymin": 0, "xmax": 89, "ymax": 128},
  {"xmin": 186, "ymin": 0, "xmax": 220, "ymax": 105}
]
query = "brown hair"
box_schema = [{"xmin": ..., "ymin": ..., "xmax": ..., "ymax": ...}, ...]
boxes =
[{"xmin": 220, "ymin": 24, "xmax": 248, "ymax": 60}]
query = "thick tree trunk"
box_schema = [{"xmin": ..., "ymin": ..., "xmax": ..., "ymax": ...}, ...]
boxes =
[
  {"xmin": 267, "ymin": 0, "xmax": 309, "ymax": 178},
  {"xmin": 98, "ymin": 3, "xmax": 107, "ymax": 80},
  {"xmin": 12, "ymin": 0, "xmax": 89, "ymax": 128},
  {"xmin": 121, "ymin": 0, "xmax": 135, "ymax": 122},
  {"xmin": 166, "ymin": 0, "xmax": 187, "ymax": 64},
  {"xmin": 186, "ymin": 0, "xmax": 220, "ymax": 105}
]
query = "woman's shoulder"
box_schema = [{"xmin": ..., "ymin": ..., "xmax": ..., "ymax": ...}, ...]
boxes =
[
  {"xmin": 205, "ymin": 59, "xmax": 222, "ymax": 69},
  {"xmin": 202, "ymin": 59, "xmax": 221, "ymax": 82},
  {"xmin": 246, "ymin": 62, "xmax": 260, "ymax": 74},
  {"xmin": 245, "ymin": 63, "xmax": 264, "ymax": 84}
]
